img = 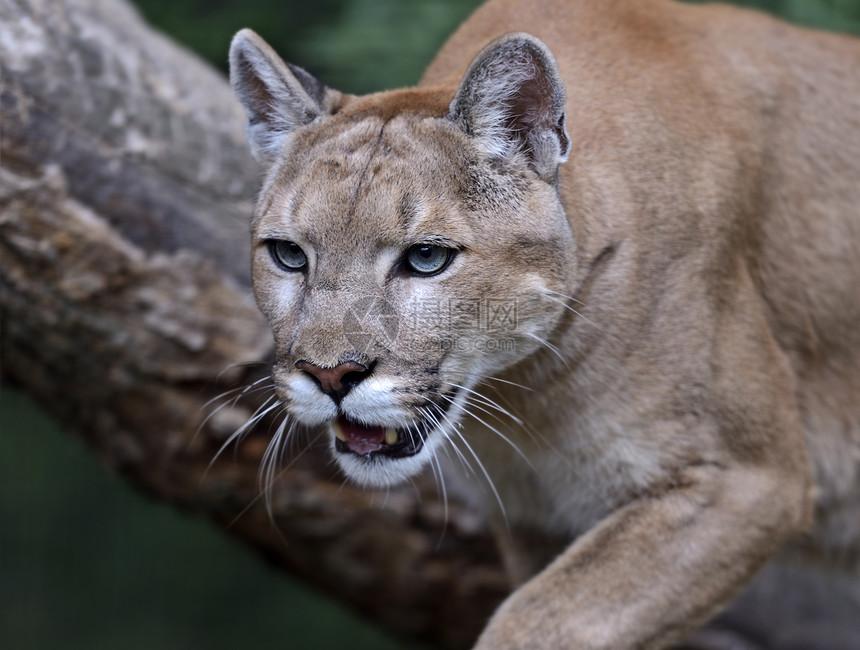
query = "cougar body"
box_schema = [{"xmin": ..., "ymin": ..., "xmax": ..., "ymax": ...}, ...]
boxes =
[{"xmin": 229, "ymin": 0, "xmax": 860, "ymax": 647}]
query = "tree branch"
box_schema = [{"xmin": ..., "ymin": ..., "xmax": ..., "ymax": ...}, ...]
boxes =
[{"xmin": 0, "ymin": 1, "xmax": 507, "ymax": 646}]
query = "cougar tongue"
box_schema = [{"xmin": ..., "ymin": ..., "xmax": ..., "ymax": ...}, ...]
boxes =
[{"xmin": 334, "ymin": 416, "xmax": 386, "ymax": 455}]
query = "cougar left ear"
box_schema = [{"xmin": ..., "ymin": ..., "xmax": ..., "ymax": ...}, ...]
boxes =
[
  {"xmin": 229, "ymin": 29, "xmax": 342, "ymax": 164},
  {"xmin": 448, "ymin": 33, "xmax": 570, "ymax": 182}
]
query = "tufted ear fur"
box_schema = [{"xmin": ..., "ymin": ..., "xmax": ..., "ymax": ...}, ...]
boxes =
[
  {"xmin": 448, "ymin": 33, "xmax": 570, "ymax": 182},
  {"xmin": 229, "ymin": 29, "xmax": 342, "ymax": 164}
]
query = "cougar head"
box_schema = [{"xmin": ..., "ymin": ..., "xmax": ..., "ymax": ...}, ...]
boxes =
[{"xmin": 230, "ymin": 29, "xmax": 574, "ymax": 487}]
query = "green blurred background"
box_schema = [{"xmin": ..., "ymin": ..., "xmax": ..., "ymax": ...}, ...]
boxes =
[{"xmin": 2, "ymin": 1, "xmax": 859, "ymax": 649}]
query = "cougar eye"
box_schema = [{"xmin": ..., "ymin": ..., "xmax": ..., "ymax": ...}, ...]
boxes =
[
  {"xmin": 268, "ymin": 240, "xmax": 307, "ymax": 271},
  {"xmin": 406, "ymin": 244, "xmax": 453, "ymax": 276}
]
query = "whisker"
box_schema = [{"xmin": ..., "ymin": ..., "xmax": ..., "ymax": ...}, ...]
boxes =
[
  {"xmin": 526, "ymin": 331, "xmax": 570, "ymax": 368},
  {"xmin": 542, "ymin": 292, "xmax": 597, "ymax": 328},
  {"xmin": 443, "ymin": 377, "xmax": 615, "ymax": 512},
  {"xmin": 456, "ymin": 394, "xmax": 513, "ymax": 428},
  {"xmin": 451, "ymin": 428, "xmax": 508, "ymax": 525},
  {"xmin": 215, "ymin": 360, "xmax": 271, "ymax": 383},
  {"xmin": 260, "ymin": 414, "xmax": 292, "ymax": 516},
  {"xmin": 440, "ymin": 393, "xmax": 533, "ymax": 469},
  {"xmin": 419, "ymin": 404, "xmax": 476, "ymax": 479},
  {"xmin": 192, "ymin": 377, "xmax": 275, "ymax": 453},
  {"xmin": 479, "ymin": 397, "xmax": 616, "ymax": 512},
  {"xmin": 543, "ymin": 287, "xmax": 586, "ymax": 307},
  {"xmin": 224, "ymin": 425, "xmax": 323, "ymax": 533},
  {"xmin": 479, "ymin": 375, "xmax": 534, "ymax": 392},
  {"xmin": 445, "ymin": 381, "xmax": 525, "ymax": 425},
  {"xmin": 429, "ymin": 401, "xmax": 508, "ymax": 524},
  {"xmin": 421, "ymin": 418, "xmax": 450, "ymax": 545},
  {"xmin": 207, "ymin": 395, "xmax": 281, "ymax": 472},
  {"xmin": 202, "ymin": 375, "xmax": 272, "ymax": 412}
]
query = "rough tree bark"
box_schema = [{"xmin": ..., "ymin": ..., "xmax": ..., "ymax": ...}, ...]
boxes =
[{"xmin": 0, "ymin": 0, "xmax": 507, "ymax": 647}]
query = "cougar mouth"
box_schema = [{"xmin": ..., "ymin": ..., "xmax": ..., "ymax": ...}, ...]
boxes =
[
  {"xmin": 330, "ymin": 388, "xmax": 458, "ymax": 459},
  {"xmin": 332, "ymin": 416, "xmax": 426, "ymax": 458}
]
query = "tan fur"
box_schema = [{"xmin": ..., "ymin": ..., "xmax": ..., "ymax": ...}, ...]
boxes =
[{"xmin": 229, "ymin": 1, "xmax": 860, "ymax": 647}]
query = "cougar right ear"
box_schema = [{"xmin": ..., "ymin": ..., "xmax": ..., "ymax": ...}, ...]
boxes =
[
  {"xmin": 448, "ymin": 33, "xmax": 570, "ymax": 183},
  {"xmin": 229, "ymin": 29, "xmax": 341, "ymax": 163}
]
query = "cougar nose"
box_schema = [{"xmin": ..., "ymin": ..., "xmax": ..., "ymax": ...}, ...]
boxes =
[{"xmin": 294, "ymin": 360, "xmax": 370, "ymax": 402}]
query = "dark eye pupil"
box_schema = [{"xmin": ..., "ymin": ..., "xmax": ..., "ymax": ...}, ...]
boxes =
[
  {"xmin": 406, "ymin": 244, "xmax": 453, "ymax": 276},
  {"xmin": 269, "ymin": 240, "xmax": 307, "ymax": 271}
]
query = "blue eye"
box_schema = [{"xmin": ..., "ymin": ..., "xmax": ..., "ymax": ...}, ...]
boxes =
[
  {"xmin": 406, "ymin": 244, "xmax": 453, "ymax": 276},
  {"xmin": 269, "ymin": 241, "xmax": 307, "ymax": 271}
]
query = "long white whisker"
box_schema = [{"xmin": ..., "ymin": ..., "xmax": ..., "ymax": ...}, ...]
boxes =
[
  {"xmin": 224, "ymin": 426, "xmax": 323, "ymax": 533},
  {"xmin": 543, "ymin": 287, "xmax": 586, "ymax": 306},
  {"xmin": 446, "ymin": 381, "xmax": 524, "ymax": 425},
  {"xmin": 429, "ymin": 401, "xmax": 508, "ymax": 524},
  {"xmin": 202, "ymin": 375, "xmax": 271, "ymax": 411},
  {"xmin": 419, "ymin": 404, "xmax": 476, "ymax": 479},
  {"xmin": 543, "ymin": 293, "xmax": 597, "ymax": 328},
  {"xmin": 483, "ymin": 400, "xmax": 616, "ymax": 512},
  {"xmin": 260, "ymin": 414, "xmax": 292, "ymax": 516},
  {"xmin": 193, "ymin": 377, "xmax": 275, "ymax": 453},
  {"xmin": 479, "ymin": 375, "xmax": 534, "ymax": 392},
  {"xmin": 440, "ymin": 393, "xmax": 533, "ymax": 469},
  {"xmin": 208, "ymin": 396, "xmax": 280, "ymax": 471},
  {"xmin": 422, "ymin": 419, "xmax": 450, "ymax": 543},
  {"xmin": 451, "ymin": 428, "xmax": 507, "ymax": 525},
  {"xmin": 214, "ymin": 361, "xmax": 270, "ymax": 383},
  {"xmin": 436, "ymin": 432, "xmax": 473, "ymax": 481},
  {"xmin": 526, "ymin": 331, "xmax": 570, "ymax": 367},
  {"xmin": 449, "ymin": 377, "xmax": 614, "ymax": 511},
  {"xmin": 458, "ymin": 394, "xmax": 512, "ymax": 427}
]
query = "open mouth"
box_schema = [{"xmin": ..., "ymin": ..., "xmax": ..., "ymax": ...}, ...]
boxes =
[{"xmin": 332, "ymin": 416, "xmax": 425, "ymax": 458}]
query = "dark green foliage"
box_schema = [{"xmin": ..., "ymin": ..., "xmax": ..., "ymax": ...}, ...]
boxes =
[
  {"xmin": 130, "ymin": 0, "xmax": 860, "ymax": 96},
  {"xmin": 682, "ymin": 0, "xmax": 860, "ymax": 35},
  {"xmin": 133, "ymin": 0, "xmax": 483, "ymax": 93}
]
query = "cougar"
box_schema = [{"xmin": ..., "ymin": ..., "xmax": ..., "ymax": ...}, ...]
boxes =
[{"xmin": 228, "ymin": 0, "xmax": 860, "ymax": 647}]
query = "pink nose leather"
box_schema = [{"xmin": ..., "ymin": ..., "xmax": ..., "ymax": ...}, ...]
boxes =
[{"xmin": 294, "ymin": 360, "xmax": 368, "ymax": 396}]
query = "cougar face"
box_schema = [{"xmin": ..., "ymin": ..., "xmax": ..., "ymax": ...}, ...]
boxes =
[{"xmin": 251, "ymin": 107, "xmax": 573, "ymax": 487}]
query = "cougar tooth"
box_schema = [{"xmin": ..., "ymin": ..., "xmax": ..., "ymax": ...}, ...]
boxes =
[
  {"xmin": 384, "ymin": 428, "xmax": 399, "ymax": 445},
  {"xmin": 332, "ymin": 420, "xmax": 347, "ymax": 442}
]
